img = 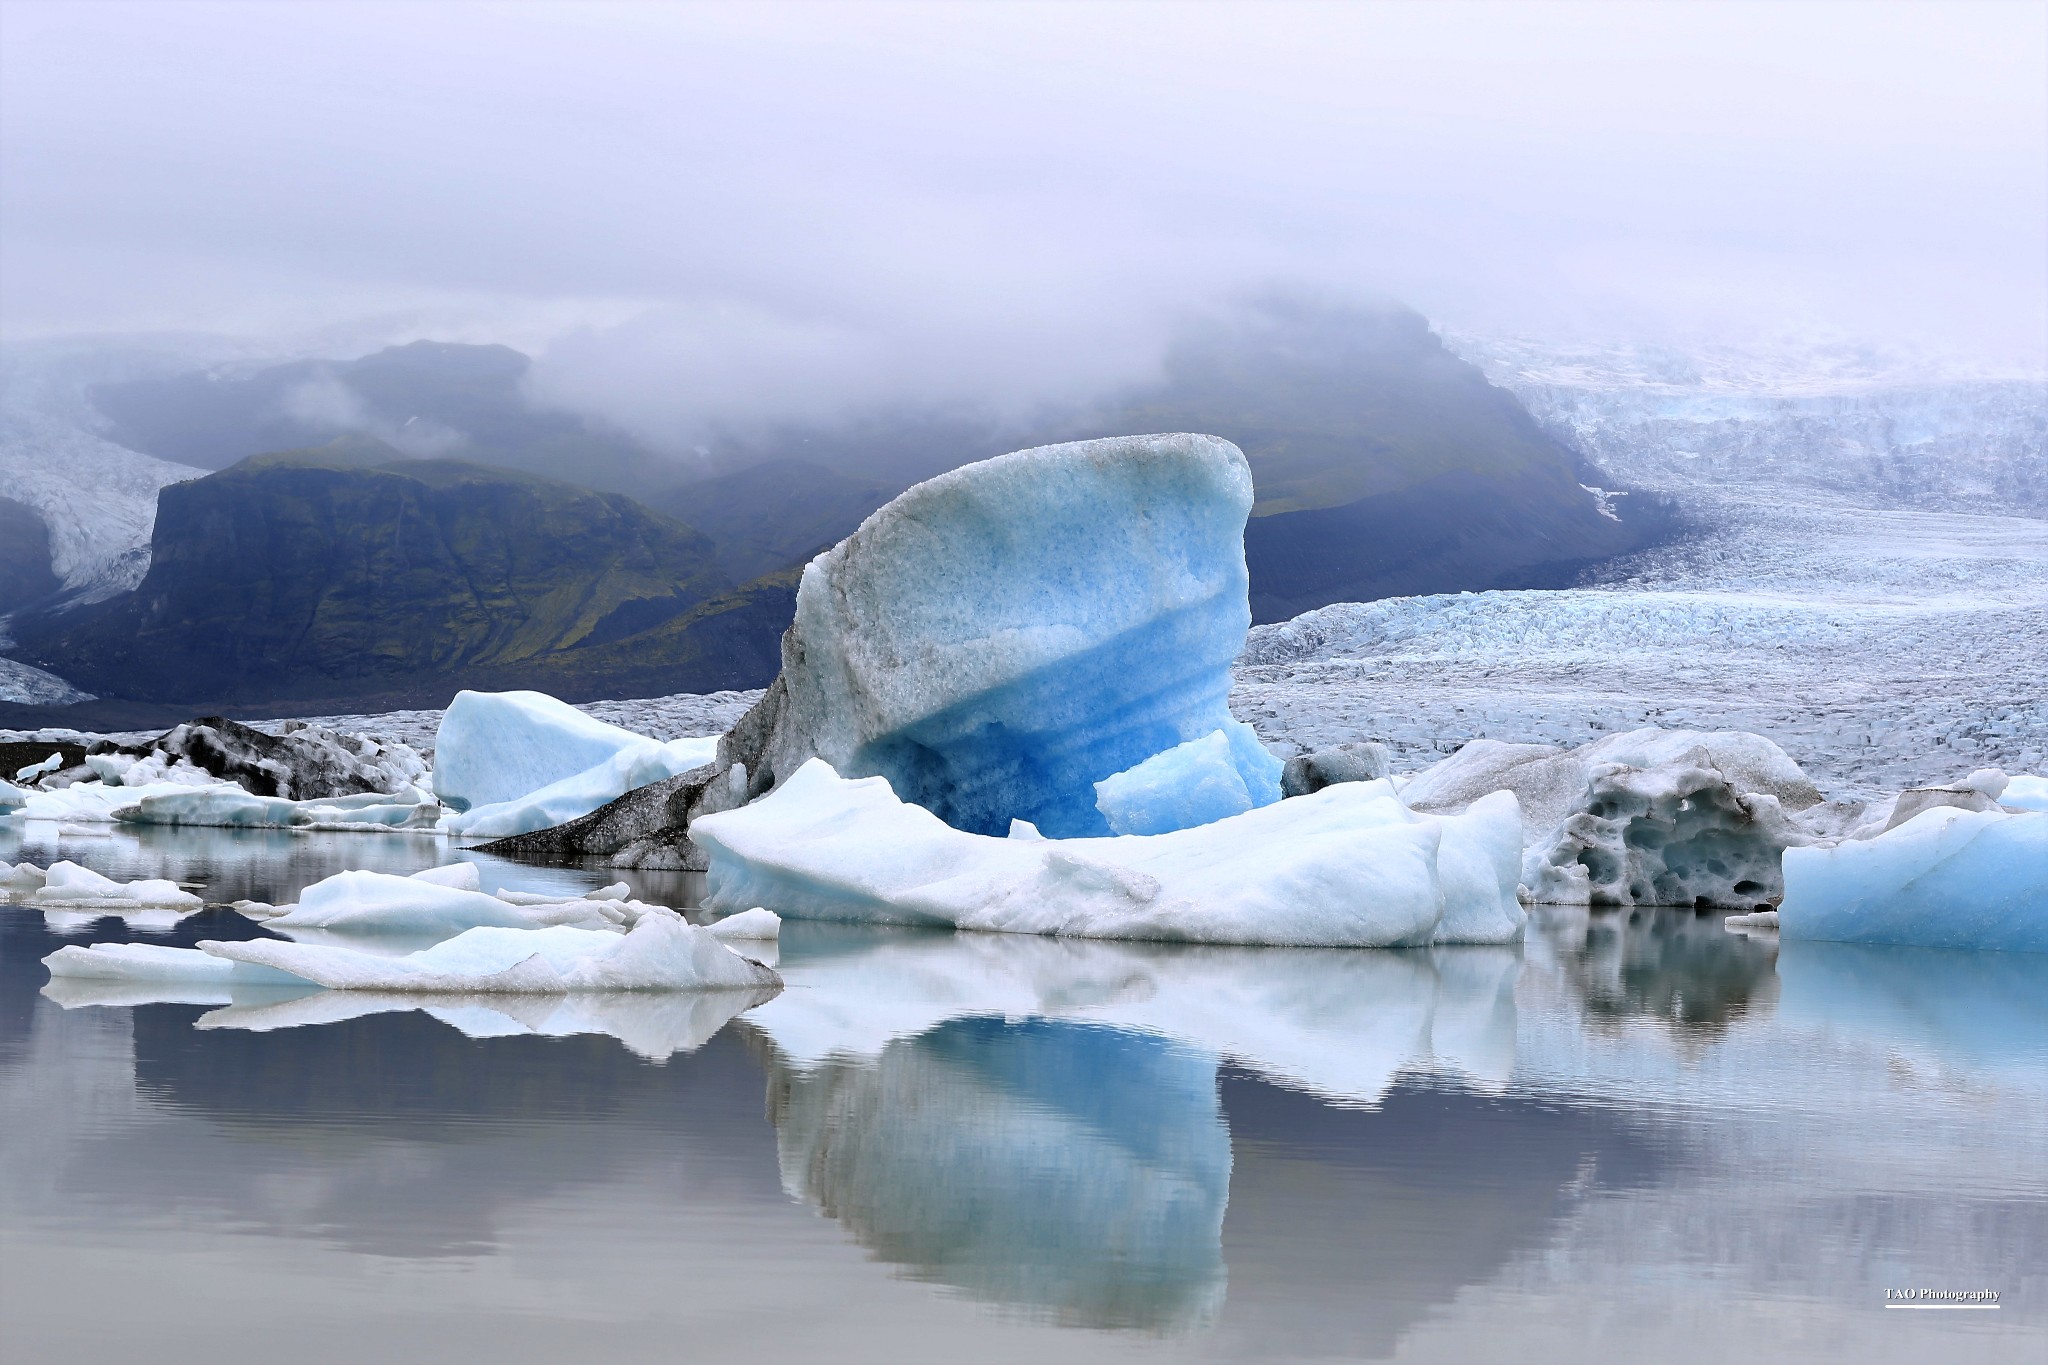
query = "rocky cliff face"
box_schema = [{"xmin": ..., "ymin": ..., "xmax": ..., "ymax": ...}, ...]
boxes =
[{"xmin": 11, "ymin": 442, "xmax": 762, "ymax": 706}]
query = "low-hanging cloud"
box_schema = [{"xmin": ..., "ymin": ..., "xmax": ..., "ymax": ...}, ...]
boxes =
[{"xmin": 2, "ymin": 0, "xmax": 2042, "ymax": 443}]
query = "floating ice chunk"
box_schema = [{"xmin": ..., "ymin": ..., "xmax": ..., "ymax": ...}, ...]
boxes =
[
  {"xmin": 201, "ymin": 914, "xmax": 782, "ymax": 993},
  {"xmin": 1778, "ymin": 807, "xmax": 2048, "ymax": 953},
  {"xmin": 43, "ymin": 942, "xmax": 306, "ymax": 986},
  {"xmin": 1281, "ymin": 741, "xmax": 1391, "ymax": 797},
  {"xmin": 409, "ymin": 862, "xmax": 483, "ymax": 891},
  {"xmin": 14, "ymin": 752, "xmax": 63, "ymax": 782},
  {"xmin": 1407, "ymin": 727, "xmax": 1818, "ymax": 908},
  {"xmin": 1427, "ymin": 793, "xmax": 1528, "ymax": 944},
  {"xmin": 1961, "ymin": 768, "xmax": 2010, "ymax": 801},
  {"xmin": 1093, "ymin": 728, "xmax": 1264, "ymax": 836},
  {"xmin": 442, "ymin": 733, "xmax": 720, "ymax": 838},
  {"xmin": 584, "ymin": 881, "xmax": 631, "ymax": 901},
  {"xmin": 24, "ymin": 860, "xmax": 201, "ymax": 911},
  {"xmin": 44, "ymin": 913, "xmax": 780, "ymax": 993},
  {"xmin": 2, "ymin": 861, "xmax": 47, "ymax": 893},
  {"xmin": 434, "ymin": 690, "xmax": 705, "ymax": 813},
  {"xmin": 112, "ymin": 785, "xmax": 439, "ymax": 830},
  {"xmin": 258, "ymin": 868, "xmax": 614, "ymax": 936},
  {"xmin": 20, "ymin": 778, "xmax": 238, "ymax": 823},
  {"xmin": 0, "ymin": 782, "xmax": 26, "ymax": 811},
  {"xmin": 693, "ymin": 758, "xmax": 1522, "ymax": 947},
  {"xmin": 726, "ymin": 434, "xmax": 1276, "ymax": 838},
  {"xmin": 707, "ymin": 907, "xmax": 781, "ymax": 941},
  {"xmin": 2005, "ymin": 775, "xmax": 2048, "ymax": 813},
  {"xmin": 145, "ymin": 716, "xmax": 428, "ymax": 800}
]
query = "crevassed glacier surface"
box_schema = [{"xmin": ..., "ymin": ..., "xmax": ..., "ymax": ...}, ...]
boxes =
[{"xmin": 1778, "ymin": 807, "xmax": 2048, "ymax": 953}]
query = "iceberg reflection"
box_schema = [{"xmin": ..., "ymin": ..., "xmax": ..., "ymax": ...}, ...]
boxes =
[
  {"xmin": 750, "ymin": 928, "xmax": 1521, "ymax": 1107},
  {"xmin": 748, "ymin": 930, "xmax": 1531, "ymax": 1330},
  {"xmin": 770, "ymin": 1017, "xmax": 1232, "ymax": 1331}
]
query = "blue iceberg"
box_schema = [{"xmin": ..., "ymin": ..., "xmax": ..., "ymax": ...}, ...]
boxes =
[
  {"xmin": 736, "ymin": 433, "xmax": 1271, "ymax": 837},
  {"xmin": 1093, "ymin": 726, "xmax": 1281, "ymax": 836},
  {"xmin": 1778, "ymin": 807, "xmax": 2048, "ymax": 953}
]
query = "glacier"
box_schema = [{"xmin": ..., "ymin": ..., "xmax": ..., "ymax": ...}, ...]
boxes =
[
  {"xmin": 1777, "ymin": 807, "xmax": 2048, "ymax": 954},
  {"xmin": 722, "ymin": 433, "xmax": 1276, "ymax": 837},
  {"xmin": 1451, "ymin": 333, "xmax": 2047, "ymax": 516},
  {"xmin": 692, "ymin": 757, "xmax": 1524, "ymax": 947},
  {"xmin": 433, "ymin": 689, "xmax": 718, "ymax": 836}
]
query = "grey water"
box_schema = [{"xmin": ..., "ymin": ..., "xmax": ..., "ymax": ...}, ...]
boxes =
[{"xmin": 1, "ymin": 824, "xmax": 2043, "ymax": 1364}]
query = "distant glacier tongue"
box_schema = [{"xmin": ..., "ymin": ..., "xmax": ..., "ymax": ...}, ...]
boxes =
[{"xmin": 741, "ymin": 433, "xmax": 1274, "ymax": 837}]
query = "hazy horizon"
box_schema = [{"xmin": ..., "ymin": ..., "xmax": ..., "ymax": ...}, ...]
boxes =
[{"xmin": 3, "ymin": 0, "xmax": 2043, "ymax": 446}]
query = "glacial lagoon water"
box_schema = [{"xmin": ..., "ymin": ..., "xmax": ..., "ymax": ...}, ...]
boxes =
[{"xmin": 2, "ymin": 824, "xmax": 2044, "ymax": 1364}]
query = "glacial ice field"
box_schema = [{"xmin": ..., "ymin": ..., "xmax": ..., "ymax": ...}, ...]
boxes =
[
  {"xmin": 1237, "ymin": 488, "xmax": 2048, "ymax": 798},
  {"xmin": 188, "ymin": 486, "xmax": 2040, "ymax": 803}
]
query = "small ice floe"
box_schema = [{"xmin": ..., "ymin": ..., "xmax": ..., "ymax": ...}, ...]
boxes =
[
  {"xmin": 2, "ymin": 861, "xmax": 204, "ymax": 929},
  {"xmin": 1778, "ymin": 806, "xmax": 2047, "ymax": 953},
  {"xmin": 13, "ymin": 752, "xmax": 64, "ymax": 782},
  {"xmin": 1724, "ymin": 909, "xmax": 1780, "ymax": 933},
  {"xmin": 241, "ymin": 865, "xmax": 649, "ymax": 936},
  {"xmin": 2003, "ymin": 774, "xmax": 2048, "ymax": 813},
  {"xmin": 707, "ymin": 907, "xmax": 781, "ymax": 941},
  {"xmin": 1404, "ymin": 727, "xmax": 1821, "ymax": 908},
  {"xmin": 432, "ymin": 689, "xmax": 719, "ymax": 838},
  {"xmin": 1092, "ymin": 729, "xmax": 1271, "ymax": 837},
  {"xmin": 44, "ymin": 911, "xmax": 782, "ymax": 994},
  {"xmin": 690, "ymin": 758, "xmax": 1525, "ymax": 947},
  {"xmin": 18, "ymin": 775, "xmax": 228, "ymax": 823},
  {"xmin": 113, "ymin": 785, "xmax": 442, "ymax": 832}
]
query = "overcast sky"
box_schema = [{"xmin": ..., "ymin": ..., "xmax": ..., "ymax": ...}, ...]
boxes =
[{"xmin": 3, "ymin": 0, "xmax": 2042, "ymax": 435}]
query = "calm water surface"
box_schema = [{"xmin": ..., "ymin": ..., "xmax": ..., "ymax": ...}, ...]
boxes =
[{"xmin": 2, "ymin": 821, "xmax": 2043, "ymax": 1363}]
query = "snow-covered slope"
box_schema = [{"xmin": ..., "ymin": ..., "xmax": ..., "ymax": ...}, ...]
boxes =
[
  {"xmin": 0, "ymin": 347, "xmax": 207, "ymax": 608},
  {"xmin": 1450, "ymin": 335, "xmax": 2047, "ymax": 515}
]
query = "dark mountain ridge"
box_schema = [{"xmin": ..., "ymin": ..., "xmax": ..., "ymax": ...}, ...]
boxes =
[
  {"xmin": 10, "ymin": 440, "xmax": 783, "ymax": 706},
  {"xmin": 9, "ymin": 299, "xmax": 1671, "ymax": 712}
]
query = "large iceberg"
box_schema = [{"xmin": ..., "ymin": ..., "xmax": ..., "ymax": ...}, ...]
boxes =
[
  {"xmin": 692, "ymin": 758, "xmax": 1523, "ymax": 946},
  {"xmin": 433, "ymin": 689, "xmax": 718, "ymax": 838},
  {"xmin": 1778, "ymin": 807, "xmax": 2048, "ymax": 953},
  {"xmin": 1404, "ymin": 727, "xmax": 1819, "ymax": 907},
  {"xmin": 45, "ymin": 911, "xmax": 782, "ymax": 993},
  {"xmin": 720, "ymin": 434, "xmax": 1280, "ymax": 837}
]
